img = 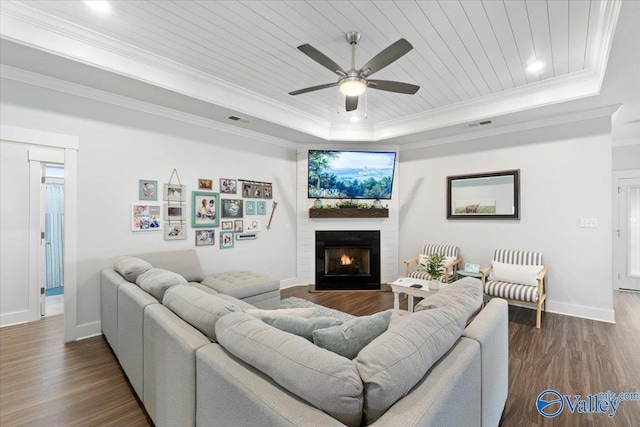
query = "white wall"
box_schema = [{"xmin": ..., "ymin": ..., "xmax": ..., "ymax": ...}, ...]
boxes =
[
  {"xmin": 613, "ymin": 144, "xmax": 640, "ymax": 170},
  {"xmin": 399, "ymin": 117, "xmax": 615, "ymax": 323},
  {"xmin": 0, "ymin": 79, "xmax": 298, "ymax": 337}
]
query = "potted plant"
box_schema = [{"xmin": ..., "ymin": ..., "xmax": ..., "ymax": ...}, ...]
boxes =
[{"xmin": 422, "ymin": 253, "xmax": 445, "ymax": 291}]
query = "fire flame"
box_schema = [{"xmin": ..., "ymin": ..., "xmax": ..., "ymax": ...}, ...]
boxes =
[{"xmin": 340, "ymin": 253, "xmax": 353, "ymax": 265}]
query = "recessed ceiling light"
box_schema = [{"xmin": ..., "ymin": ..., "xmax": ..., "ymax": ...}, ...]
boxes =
[
  {"xmin": 526, "ymin": 59, "xmax": 545, "ymax": 74},
  {"xmin": 84, "ymin": 1, "xmax": 111, "ymax": 13},
  {"xmin": 350, "ymin": 116, "xmax": 361, "ymax": 123}
]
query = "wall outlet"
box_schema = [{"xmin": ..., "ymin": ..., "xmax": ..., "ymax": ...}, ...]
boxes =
[{"xmin": 580, "ymin": 218, "xmax": 598, "ymax": 228}]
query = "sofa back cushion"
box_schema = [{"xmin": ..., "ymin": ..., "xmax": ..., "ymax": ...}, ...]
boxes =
[
  {"xmin": 414, "ymin": 277, "xmax": 483, "ymax": 323},
  {"xmin": 163, "ymin": 285, "xmax": 241, "ymax": 342},
  {"xmin": 114, "ymin": 256, "xmax": 153, "ymax": 282},
  {"xmin": 216, "ymin": 312, "xmax": 364, "ymax": 427},
  {"xmin": 137, "ymin": 268, "xmax": 188, "ymax": 301},
  {"xmin": 137, "ymin": 249, "xmax": 205, "ymax": 282},
  {"xmin": 354, "ymin": 307, "xmax": 465, "ymax": 424}
]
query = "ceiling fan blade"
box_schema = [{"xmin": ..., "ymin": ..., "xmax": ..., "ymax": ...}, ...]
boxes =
[
  {"xmin": 359, "ymin": 39, "xmax": 413, "ymax": 77},
  {"xmin": 346, "ymin": 95, "xmax": 358, "ymax": 112},
  {"xmin": 288, "ymin": 82, "xmax": 337, "ymax": 95},
  {"xmin": 368, "ymin": 80, "xmax": 420, "ymax": 94},
  {"xmin": 297, "ymin": 44, "xmax": 346, "ymax": 76}
]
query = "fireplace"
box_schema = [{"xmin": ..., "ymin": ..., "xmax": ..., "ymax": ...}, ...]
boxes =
[{"xmin": 315, "ymin": 230, "xmax": 381, "ymax": 290}]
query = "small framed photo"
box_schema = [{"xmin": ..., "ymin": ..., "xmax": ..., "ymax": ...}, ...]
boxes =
[
  {"xmin": 164, "ymin": 184, "xmax": 186, "ymax": 202},
  {"xmin": 222, "ymin": 199, "xmax": 243, "ymax": 218},
  {"xmin": 464, "ymin": 263, "xmax": 481, "ymax": 273},
  {"xmin": 257, "ymin": 201, "xmax": 267, "ymax": 215},
  {"xmin": 245, "ymin": 200, "xmax": 256, "ymax": 215},
  {"xmin": 132, "ymin": 205, "xmax": 161, "ymax": 231},
  {"xmin": 192, "ymin": 191, "xmax": 220, "ymax": 228},
  {"xmin": 164, "ymin": 203, "xmax": 185, "ymax": 220},
  {"xmin": 198, "ymin": 179, "xmax": 212, "ymax": 190},
  {"xmin": 220, "ymin": 179, "xmax": 237, "ymax": 194},
  {"xmin": 220, "ymin": 231, "xmax": 234, "ymax": 249},
  {"xmin": 164, "ymin": 222, "xmax": 186, "ymax": 240},
  {"xmin": 246, "ymin": 219, "xmax": 261, "ymax": 232},
  {"xmin": 252, "ymin": 183, "xmax": 263, "ymax": 198},
  {"xmin": 195, "ymin": 229, "xmax": 215, "ymax": 246},
  {"xmin": 234, "ymin": 220, "xmax": 244, "ymax": 233},
  {"xmin": 242, "ymin": 182, "xmax": 252, "ymax": 198},
  {"xmin": 221, "ymin": 220, "xmax": 233, "ymax": 231},
  {"xmin": 263, "ymin": 183, "xmax": 272, "ymax": 199},
  {"xmin": 139, "ymin": 180, "xmax": 158, "ymax": 201}
]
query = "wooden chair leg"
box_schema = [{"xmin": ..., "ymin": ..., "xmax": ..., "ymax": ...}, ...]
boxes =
[{"xmin": 536, "ymin": 300, "xmax": 542, "ymax": 329}]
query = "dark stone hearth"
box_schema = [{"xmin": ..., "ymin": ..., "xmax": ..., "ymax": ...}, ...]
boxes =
[{"xmin": 315, "ymin": 230, "xmax": 381, "ymax": 290}]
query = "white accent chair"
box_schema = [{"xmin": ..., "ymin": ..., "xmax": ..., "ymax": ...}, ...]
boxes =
[
  {"xmin": 481, "ymin": 249, "xmax": 548, "ymax": 329},
  {"xmin": 404, "ymin": 244, "xmax": 462, "ymax": 283}
]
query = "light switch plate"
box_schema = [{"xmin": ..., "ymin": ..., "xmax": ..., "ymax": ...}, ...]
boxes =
[{"xmin": 580, "ymin": 218, "xmax": 598, "ymax": 228}]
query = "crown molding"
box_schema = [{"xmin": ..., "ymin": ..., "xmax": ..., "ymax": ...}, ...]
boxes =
[{"xmin": 0, "ymin": 65, "xmax": 299, "ymax": 149}]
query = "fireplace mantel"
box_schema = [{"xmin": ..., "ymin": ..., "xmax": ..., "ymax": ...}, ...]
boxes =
[{"xmin": 309, "ymin": 208, "xmax": 389, "ymax": 219}]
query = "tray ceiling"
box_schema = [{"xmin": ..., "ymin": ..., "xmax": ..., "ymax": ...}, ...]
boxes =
[{"xmin": 0, "ymin": 0, "xmax": 622, "ymax": 143}]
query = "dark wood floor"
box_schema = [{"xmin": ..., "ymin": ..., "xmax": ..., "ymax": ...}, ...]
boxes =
[{"xmin": 1, "ymin": 289, "xmax": 638, "ymax": 426}]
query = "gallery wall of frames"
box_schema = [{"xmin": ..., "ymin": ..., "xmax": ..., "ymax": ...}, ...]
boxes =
[{"xmin": 132, "ymin": 171, "xmax": 275, "ymax": 250}]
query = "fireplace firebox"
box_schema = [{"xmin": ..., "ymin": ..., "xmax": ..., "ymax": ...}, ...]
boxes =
[{"xmin": 315, "ymin": 230, "xmax": 381, "ymax": 290}]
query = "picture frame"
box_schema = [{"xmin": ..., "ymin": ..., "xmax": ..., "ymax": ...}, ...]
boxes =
[
  {"xmin": 464, "ymin": 263, "xmax": 481, "ymax": 273},
  {"xmin": 246, "ymin": 219, "xmax": 261, "ymax": 232},
  {"xmin": 252, "ymin": 183, "xmax": 263, "ymax": 198},
  {"xmin": 132, "ymin": 204, "xmax": 161, "ymax": 231},
  {"xmin": 164, "ymin": 222, "xmax": 186, "ymax": 240},
  {"xmin": 257, "ymin": 201, "xmax": 267, "ymax": 215},
  {"xmin": 192, "ymin": 191, "xmax": 220, "ymax": 228},
  {"xmin": 242, "ymin": 182, "xmax": 252, "ymax": 198},
  {"xmin": 245, "ymin": 200, "xmax": 256, "ymax": 215},
  {"xmin": 198, "ymin": 179, "xmax": 212, "ymax": 190},
  {"xmin": 164, "ymin": 203, "xmax": 185, "ymax": 220},
  {"xmin": 139, "ymin": 180, "xmax": 158, "ymax": 201},
  {"xmin": 447, "ymin": 170, "xmax": 520, "ymax": 220},
  {"xmin": 221, "ymin": 220, "xmax": 233, "ymax": 231},
  {"xmin": 195, "ymin": 229, "xmax": 215, "ymax": 246},
  {"xmin": 220, "ymin": 231, "xmax": 234, "ymax": 249},
  {"xmin": 222, "ymin": 199, "xmax": 243, "ymax": 218},
  {"xmin": 164, "ymin": 184, "xmax": 186, "ymax": 202},
  {"xmin": 263, "ymin": 183, "xmax": 273, "ymax": 199},
  {"xmin": 220, "ymin": 178, "xmax": 237, "ymax": 194},
  {"xmin": 234, "ymin": 220, "xmax": 244, "ymax": 233}
]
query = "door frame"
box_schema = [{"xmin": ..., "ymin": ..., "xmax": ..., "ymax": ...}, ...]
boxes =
[
  {"xmin": 1, "ymin": 125, "xmax": 79, "ymax": 342},
  {"xmin": 613, "ymin": 169, "xmax": 640, "ymax": 291}
]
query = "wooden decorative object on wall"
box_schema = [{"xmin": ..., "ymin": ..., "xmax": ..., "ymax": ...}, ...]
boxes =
[{"xmin": 309, "ymin": 208, "xmax": 389, "ymax": 219}]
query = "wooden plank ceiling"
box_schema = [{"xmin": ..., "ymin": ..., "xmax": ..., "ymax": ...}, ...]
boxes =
[{"xmin": 20, "ymin": 0, "xmax": 597, "ymax": 124}]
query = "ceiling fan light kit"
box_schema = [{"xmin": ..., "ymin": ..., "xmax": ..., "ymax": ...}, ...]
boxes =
[{"xmin": 289, "ymin": 31, "xmax": 420, "ymax": 113}]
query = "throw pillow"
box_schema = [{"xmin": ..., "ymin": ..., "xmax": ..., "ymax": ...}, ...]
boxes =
[
  {"xmin": 414, "ymin": 277, "xmax": 483, "ymax": 324},
  {"xmin": 312, "ymin": 311, "xmax": 392, "ymax": 360},
  {"xmin": 163, "ymin": 285, "xmax": 241, "ymax": 342},
  {"xmin": 354, "ymin": 307, "xmax": 466, "ymax": 424},
  {"xmin": 490, "ymin": 260, "xmax": 543, "ymax": 287},
  {"xmin": 114, "ymin": 256, "xmax": 152, "ymax": 282},
  {"xmin": 261, "ymin": 316, "xmax": 343, "ymax": 341},
  {"xmin": 136, "ymin": 268, "xmax": 188, "ymax": 301},
  {"xmin": 246, "ymin": 307, "xmax": 316, "ymax": 319},
  {"xmin": 215, "ymin": 312, "xmax": 364, "ymax": 427}
]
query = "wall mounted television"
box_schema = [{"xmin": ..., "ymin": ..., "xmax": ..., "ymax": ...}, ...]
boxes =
[{"xmin": 308, "ymin": 150, "xmax": 396, "ymax": 200}]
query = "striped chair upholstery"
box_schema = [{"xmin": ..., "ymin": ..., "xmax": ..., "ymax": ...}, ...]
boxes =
[
  {"xmin": 482, "ymin": 249, "xmax": 547, "ymax": 328},
  {"xmin": 407, "ymin": 244, "xmax": 461, "ymax": 283}
]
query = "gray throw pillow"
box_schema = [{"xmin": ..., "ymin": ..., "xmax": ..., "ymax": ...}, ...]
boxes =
[
  {"xmin": 262, "ymin": 316, "xmax": 343, "ymax": 341},
  {"xmin": 136, "ymin": 268, "xmax": 187, "ymax": 301},
  {"xmin": 312, "ymin": 311, "xmax": 392, "ymax": 360},
  {"xmin": 114, "ymin": 256, "xmax": 152, "ymax": 282}
]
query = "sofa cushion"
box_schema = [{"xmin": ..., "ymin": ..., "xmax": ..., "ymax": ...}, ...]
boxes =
[
  {"xmin": 137, "ymin": 249, "xmax": 205, "ymax": 282},
  {"xmin": 114, "ymin": 256, "xmax": 152, "ymax": 282},
  {"xmin": 414, "ymin": 277, "xmax": 483, "ymax": 323},
  {"xmin": 246, "ymin": 307, "xmax": 316, "ymax": 319},
  {"xmin": 261, "ymin": 316, "xmax": 343, "ymax": 341},
  {"xmin": 200, "ymin": 271, "xmax": 279, "ymax": 299},
  {"xmin": 354, "ymin": 307, "xmax": 466, "ymax": 424},
  {"xmin": 188, "ymin": 282, "xmax": 256, "ymax": 311},
  {"xmin": 163, "ymin": 285, "xmax": 241, "ymax": 342},
  {"xmin": 312, "ymin": 311, "xmax": 392, "ymax": 360},
  {"xmin": 215, "ymin": 312, "xmax": 364, "ymax": 427},
  {"xmin": 489, "ymin": 260, "xmax": 543, "ymax": 287},
  {"xmin": 136, "ymin": 268, "xmax": 188, "ymax": 301}
]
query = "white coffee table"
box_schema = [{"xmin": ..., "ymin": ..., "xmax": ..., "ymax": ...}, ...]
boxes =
[{"xmin": 389, "ymin": 277, "xmax": 442, "ymax": 312}]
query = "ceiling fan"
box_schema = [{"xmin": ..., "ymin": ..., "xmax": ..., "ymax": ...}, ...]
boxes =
[{"xmin": 289, "ymin": 32, "xmax": 420, "ymax": 112}]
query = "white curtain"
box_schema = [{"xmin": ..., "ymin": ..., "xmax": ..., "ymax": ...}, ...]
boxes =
[{"xmin": 45, "ymin": 184, "xmax": 64, "ymax": 290}]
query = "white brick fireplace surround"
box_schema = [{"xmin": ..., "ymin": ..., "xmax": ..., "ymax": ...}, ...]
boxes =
[{"xmin": 295, "ymin": 149, "xmax": 400, "ymax": 287}]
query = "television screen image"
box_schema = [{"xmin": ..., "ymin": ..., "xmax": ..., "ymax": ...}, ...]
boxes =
[{"xmin": 308, "ymin": 150, "xmax": 396, "ymax": 199}]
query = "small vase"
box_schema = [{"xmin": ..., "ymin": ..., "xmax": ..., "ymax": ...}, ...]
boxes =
[
  {"xmin": 313, "ymin": 198, "xmax": 322, "ymax": 209},
  {"xmin": 429, "ymin": 280, "xmax": 441, "ymax": 291},
  {"xmin": 373, "ymin": 199, "xmax": 382, "ymax": 209}
]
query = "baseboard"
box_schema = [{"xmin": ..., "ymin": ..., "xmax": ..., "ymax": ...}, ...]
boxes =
[
  {"xmin": 546, "ymin": 301, "xmax": 616, "ymax": 324},
  {"xmin": 280, "ymin": 278, "xmax": 303, "ymax": 289},
  {"xmin": 76, "ymin": 320, "xmax": 102, "ymax": 340},
  {"xmin": 0, "ymin": 310, "xmax": 29, "ymax": 327}
]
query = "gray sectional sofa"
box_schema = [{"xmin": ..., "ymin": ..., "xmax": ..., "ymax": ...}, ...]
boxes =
[{"xmin": 100, "ymin": 249, "xmax": 508, "ymax": 427}]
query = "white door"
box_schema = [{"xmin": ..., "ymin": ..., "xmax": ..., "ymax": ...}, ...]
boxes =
[{"xmin": 615, "ymin": 177, "xmax": 640, "ymax": 291}]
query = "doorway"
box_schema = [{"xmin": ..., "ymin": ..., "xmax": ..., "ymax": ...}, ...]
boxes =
[
  {"xmin": 43, "ymin": 164, "xmax": 65, "ymax": 316},
  {"xmin": 614, "ymin": 171, "xmax": 640, "ymax": 292}
]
